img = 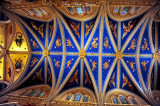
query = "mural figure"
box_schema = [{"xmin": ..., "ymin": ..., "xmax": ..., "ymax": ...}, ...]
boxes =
[
  {"xmin": 122, "ymin": 74, "xmax": 134, "ymax": 91},
  {"xmin": 107, "ymin": 73, "xmax": 115, "ymax": 90},
  {"xmin": 90, "ymin": 60, "xmax": 97, "ymax": 71},
  {"xmin": 7, "ymin": 24, "xmax": 12, "ymax": 37},
  {"xmin": 48, "ymin": 70, "xmax": 52, "ymax": 83},
  {"xmin": 55, "ymin": 37, "xmax": 61, "ymax": 48},
  {"xmin": 50, "ymin": 23, "xmax": 54, "ymax": 37},
  {"xmin": 15, "ymin": 58, "xmax": 23, "ymax": 73},
  {"xmin": 31, "ymin": 39, "xmax": 39, "ymax": 49},
  {"xmin": 68, "ymin": 20, "xmax": 80, "ymax": 38},
  {"xmin": 15, "ymin": 32, "xmax": 23, "ymax": 47},
  {"xmin": 122, "ymin": 20, "xmax": 136, "ymax": 39},
  {"xmin": 67, "ymin": 69, "xmax": 78, "ymax": 87},
  {"xmin": 85, "ymin": 21, "xmax": 95, "ymax": 38},
  {"xmin": 90, "ymin": 37, "xmax": 98, "ymax": 49},
  {"xmin": 66, "ymin": 38, "xmax": 74, "ymax": 48},
  {"xmin": 66, "ymin": 59, "xmax": 73, "ymax": 69},
  {"xmin": 141, "ymin": 61, "xmax": 148, "ymax": 71},
  {"xmin": 109, "ymin": 21, "xmax": 117, "ymax": 38},
  {"xmin": 128, "ymin": 39, "xmax": 136, "ymax": 50},
  {"xmin": 30, "ymin": 21, "xmax": 44, "ymax": 38},
  {"xmin": 141, "ymin": 38, "xmax": 149, "ymax": 51},
  {"xmin": 54, "ymin": 59, "xmax": 60, "ymax": 68},
  {"xmin": 104, "ymin": 37, "xmax": 111, "ymax": 49},
  {"xmin": 30, "ymin": 57, "xmax": 38, "ymax": 67},
  {"xmin": 127, "ymin": 61, "xmax": 136, "ymax": 72},
  {"xmin": 103, "ymin": 60, "xmax": 110, "ymax": 70},
  {"xmin": 31, "ymin": 68, "xmax": 43, "ymax": 82},
  {"xmin": 85, "ymin": 70, "xmax": 92, "ymax": 87}
]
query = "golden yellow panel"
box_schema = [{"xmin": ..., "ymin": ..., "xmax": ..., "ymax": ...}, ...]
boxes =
[
  {"xmin": 0, "ymin": 57, "xmax": 4, "ymax": 80},
  {"xmin": 9, "ymin": 54, "xmax": 28, "ymax": 81},
  {"xmin": 7, "ymin": 23, "xmax": 13, "ymax": 48},
  {"xmin": 0, "ymin": 24, "xmax": 6, "ymax": 48},
  {"xmin": 9, "ymin": 23, "xmax": 28, "ymax": 51},
  {"xmin": 6, "ymin": 57, "xmax": 11, "ymax": 82}
]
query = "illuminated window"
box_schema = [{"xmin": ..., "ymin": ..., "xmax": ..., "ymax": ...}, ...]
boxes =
[
  {"xmin": 30, "ymin": 9, "xmax": 42, "ymax": 16},
  {"xmin": 129, "ymin": 98, "xmax": 137, "ymax": 104},
  {"xmin": 83, "ymin": 95, "xmax": 88, "ymax": 102},
  {"xmin": 66, "ymin": 95, "xmax": 72, "ymax": 101},
  {"xmin": 113, "ymin": 97, "xmax": 118, "ymax": 104},
  {"xmin": 119, "ymin": 96, "xmax": 129, "ymax": 104},
  {"xmin": 86, "ymin": 6, "xmax": 90, "ymax": 12},
  {"xmin": 37, "ymin": 92, "xmax": 45, "ymax": 97},
  {"xmin": 114, "ymin": 7, "xmax": 120, "ymax": 13},
  {"xmin": 23, "ymin": 9, "xmax": 32, "ymax": 15},
  {"xmin": 67, "ymin": 7, "xmax": 74, "ymax": 13},
  {"xmin": 38, "ymin": 8, "xmax": 47, "ymax": 14},
  {"xmin": 76, "ymin": 7, "xmax": 83, "ymax": 14},
  {"xmin": 19, "ymin": 90, "xmax": 30, "ymax": 96},
  {"xmin": 131, "ymin": 7, "xmax": 139, "ymax": 13},
  {"xmin": 28, "ymin": 90, "xmax": 40, "ymax": 97},
  {"xmin": 121, "ymin": 7, "xmax": 131, "ymax": 14},
  {"xmin": 73, "ymin": 94, "xmax": 82, "ymax": 101}
]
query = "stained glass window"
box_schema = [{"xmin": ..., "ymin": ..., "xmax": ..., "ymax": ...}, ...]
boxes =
[
  {"xmin": 28, "ymin": 90, "xmax": 40, "ymax": 97},
  {"xmin": 131, "ymin": 7, "xmax": 139, "ymax": 13},
  {"xmin": 23, "ymin": 9, "xmax": 32, "ymax": 15},
  {"xmin": 76, "ymin": 7, "xmax": 83, "ymax": 14},
  {"xmin": 37, "ymin": 92, "xmax": 45, "ymax": 97},
  {"xmin": 119, "ymin": 96, "xmax": 129, "ymax": 104},
  {"xmin": 73, "ymin": 94, "xmax": 82, "ymax": 101},
  {"xmin": 86, "ymin": 6, "xmax": 90, "ymax": 12},
  {"xmin": 20, "ymin": 90, "xmax": 30, "ymax": 96},
  {"xmin": 129, "ymin": 98, "xmax": 137, "ymax": 104},
  {"xmin": 67, "ymin": 7, "xmax": 74, "ymax": 13},
  {"xmin": 113, "ymin": 97, "xmax": 118, "ymax": 104},
  {"xmin": 30, "ymin": 9, "xmax": 42, "ymax": 16},
  {"xmin": 83, "ymin": 96, "xmax": 88, "ymax": 102},
  {"xmin": 121, "ymin": 7, "xmax": 131, "ymax": 14},
  {"xmin": 114, "ymin": 7, "xmax": 120, "ymax": 13},
  {"xmin": 66, "ymin": 95, "xmax": 72, "ymax": 101},
  {"xmin": 38, "ymin": 8, "xmax": 47, "ymax": 14}
]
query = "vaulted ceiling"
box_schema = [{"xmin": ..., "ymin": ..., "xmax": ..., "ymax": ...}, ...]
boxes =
[{"xmin": 0, "ymin": 0, "xmax": 160, "ymax": 105}]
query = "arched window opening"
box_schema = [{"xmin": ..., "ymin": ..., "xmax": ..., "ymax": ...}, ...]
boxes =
[
  {"xmin": 66, "ymin": 94, "xmax": 72, "ymax": 101},
  {"xmin": 23, "ymin": 9, "xmax": 33, "ymax": 15},
  {"xmin": 38, "ymin": 8, "xmax": 47, "ymax": 14},
  {"xmin": 30, "ymin": 9, "xmax": 42, "ymax": 16},
  {"xmin": 86, "ymin": 6, "xmax": 90, "ymax": 13},
  {"xmin": 28, "ymin": 90, "xmax": 40, "ymax": 97},
  {"xmin": 114, "ymin": 7, "xmax": 120, "ymax": 13},
  {"xmin": 121, "ymin": 7, "xmax": 131, "ymax": 15},
  {"xmin": 36, "ymin": 92, "xmax": 45, "ymax": 98},
  {"xmin": 119, "ymin": 96, "xmax": 129, "ymax": 104},
  {"xmin": 112, "ymin": 97, "xmax": 118, "ymax": 104},
  {"xmin": 0, "ymin": 83, "xmax": 7, "ymax": 92},
  {"xmin": 76, "ymin": 7, "xmax": 83, "ymax": 14},
  {"xmin": 131, "ymin": 7, "xmax": 139, "ymax": 13},
  {"xmin": 83, "ymin": 95, "xmax": 88, "ymax": 102},
  {"xmin": 129, "ymin": 98, "xmax": 137, "ymax": 104},
  {"xmin": 67, "ymin": 7, "xmax": 74, "ymax": 13},
  {"xmin": 73, "ymin": 94, "xmax": 82, "ymax": 101}
]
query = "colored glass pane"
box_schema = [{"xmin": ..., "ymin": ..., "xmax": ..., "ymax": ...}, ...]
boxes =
[
  {"xmin": 83, "ymin": 96, "xmax": 88, "ymax": 102},
  {"xmin": 129, "ymin": 98, "xmax": 137, "ymax": 104},
  {"xmin": 131, "ymin": 7, "xmax": 139, "ymax": 13},
  {"xmin": 119, "ymin": 96, "xmax": 129, "ymax": 104},
  {"xmin": 121, "ymin": 7, "xmax": 131, "ymax": 14},
  {"xmin": 73, "ymin": 94, "xmax": 81, "ymax": 101},
  {"xmin": 86, "ymin": 6, "xmax": 90, "ymax": 12},
  {"xmin": 28, "ymin": 90, "xmax": 40, "ymax": 97},
  {"xmin": 76, "ymin": 7, "xmax": 83, "ymax": 14},
  {"xmin": 37, "ymin": 92, "xmax": 45, "ymax": 97},
  {"xmin": 113, "ymin": 98, "xmax": 118, "ymax": 104},
  {"xmin": 68, "ymin": 7, "xmax": 74, "ymax": 13},
  {"xmin": 66, "ymin": 95, "xmax": 72, "ymax": 101},
  {"xmin": 114, "ymin": 7, "xmax": 120, "ymax": 13}
]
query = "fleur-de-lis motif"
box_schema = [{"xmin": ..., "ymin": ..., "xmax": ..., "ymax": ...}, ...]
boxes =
[
  {"xmin": 90, "ymin": 37, "xmax": 98, "ymax": 49},
  {"xmin": 54, "ymin": 59, "xmax": 60, "ymax": 68},
  {"xmin": 66, "ymin": 59, "xmax": 73, "ymax": 69},
  {"xmin": 67, "ymin": 38, "xmax": 74, "ymax": 48},
  {"xmin": 141, "ymin": 61, "xmax": 148, "ymax": 71},
  {"xmin": 128, "ymin": 39, "xmax": 136, "ymax": 50},
  {"xmin": 127, "ymin": 61, "xmax": 136, "ymax": 72},
  {"xmin": 103, "ymin": 60, "xmax": 110, "ymax": 70},
  {"xmin": 104, "ymin": 37, "xmax": 111, "ymax": 49},
  {"xmin": 55, "ymin": 37, "xmax": 61, "ymax": 48},
  {"xmin": 90, "ymin": 60, "xmax": 97, "ymax": 71},
  {"xmin": 141, "ymin": 38, "xmax": 149, "ymax": 51}
]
